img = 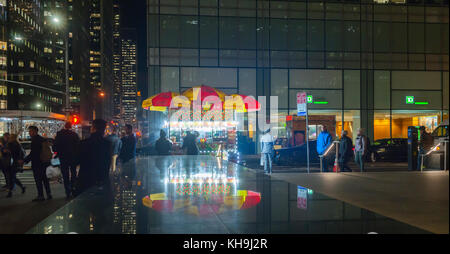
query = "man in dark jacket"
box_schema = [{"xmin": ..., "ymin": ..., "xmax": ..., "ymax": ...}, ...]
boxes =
[
  {"xmin": 120, "ymin": 124, "xmax": 137, "ymax": 163},
  {"xmin": 155, "ymin": 130, "xmax": 172, "ymax": 156},
  {"xmin": 54, "ymin": 122, "xmax": 80, "ymax": 199},
  {"xmin": 182, "ymin": 131, "xmax": 199, "ymax": 155},
  {"xmin": 106, "ymin": 126, "xmax": 122, "ymax": 174},
  {"xmin": 338, "ymin": 130, "xmax": 353, "ymax": 172},
  {"xmin": 76, "ymin": 119, "xmax": 111, "ymax": 195},
  {"xmin": 24, "ymin": 126, "xmax": 52, "ymax": 202}
]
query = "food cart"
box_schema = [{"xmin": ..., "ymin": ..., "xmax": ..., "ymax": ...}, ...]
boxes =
[{"xmin": 142, "ymin": 85, "xmax": 260, "ymax": 159}]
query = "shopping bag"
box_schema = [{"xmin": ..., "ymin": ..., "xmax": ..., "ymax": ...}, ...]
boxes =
[
  {"xmin": 46, "ymin": 166, "xmax": 62, "ymax": 179},
  {"xmin": 260, "ymin": 155, "xmax": 264, "ymax": 166}
]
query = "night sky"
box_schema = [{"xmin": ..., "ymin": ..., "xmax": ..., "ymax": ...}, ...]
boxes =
[{"xmin": 121, "ymin": 0, "xmax": 148, "ymax": 98}]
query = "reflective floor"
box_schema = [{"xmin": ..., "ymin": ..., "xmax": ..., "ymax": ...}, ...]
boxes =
[{"xmin": 29, "ymin": 156, "xmax": 430, "ymax": 234}]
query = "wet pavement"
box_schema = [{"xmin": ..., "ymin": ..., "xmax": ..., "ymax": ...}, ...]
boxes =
[{"xmin": 28, "ymin": 156, "xmax": 430, "ymax": 234}]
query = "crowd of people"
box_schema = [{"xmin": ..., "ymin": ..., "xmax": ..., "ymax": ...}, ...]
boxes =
[{"xmin": 0, "ymin": 119, "xmax": 137, "ymax": 201}]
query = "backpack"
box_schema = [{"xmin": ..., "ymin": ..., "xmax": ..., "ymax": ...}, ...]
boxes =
[{"xmin": 40, "ymin": 140, "xmax": 53, "ymax": 163}]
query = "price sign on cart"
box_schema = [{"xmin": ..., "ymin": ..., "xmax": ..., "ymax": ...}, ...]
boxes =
[{"xmin": 297, "ymin": 92, "xmax": 307, "ymax": 116}]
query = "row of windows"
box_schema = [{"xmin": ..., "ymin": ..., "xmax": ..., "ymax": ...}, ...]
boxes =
[
  {"xmin": 150, "ymin": 15, "xmax": 448, "ymax": 54},
  {"xmin": 149, "ymin": 48, "xmax": 449, "ymax": 71},
  {"xmin": 155, "ymin": 67, "xmax": 449, "ymax": 111},
  {"xmin": 148, "ymin": 0, "xmax": 449, "ymax": 19}
]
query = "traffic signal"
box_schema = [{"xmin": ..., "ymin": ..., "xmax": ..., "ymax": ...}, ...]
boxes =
[{"xmin": 71, "ymin": 114, "xmax": 81, "ymax": 125}]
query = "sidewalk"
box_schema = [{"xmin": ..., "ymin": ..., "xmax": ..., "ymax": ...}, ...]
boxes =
[
  {"xmin": 271, "ymin": 171, "xmax": 449, "ymax": 234},
  {"xmin": 0, "ymin": 172, "xmax": 68, "ymax": 234}
]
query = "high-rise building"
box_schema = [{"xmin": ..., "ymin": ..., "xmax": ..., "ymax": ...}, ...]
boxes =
[
  {"xmin": 112, "ymin": 0, "xmax": 121, "ymax": 121},
  {"xmin": 147, "ymin": 0, "xmax": 449, "ymax": 149},
  {"xmin": 89, "ymin": 0, "xmax": 113, "ymax": 121},
  {"xmin": 120, "ymin": 28, "xmax": 137, "ymax": 124},
  {"xmin": 67, "ymin": 0, "xmax": 91, "ymax": 122},
  {"xmin": 4, "ymin": 0, "xmax": 66, "ymax": 113},
  {"xmin": 0, "ymin": 0, "xmax": 8, "ymax": 111}
]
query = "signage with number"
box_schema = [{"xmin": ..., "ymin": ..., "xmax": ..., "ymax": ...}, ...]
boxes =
[{"xmin": 297, "ymin": 92, "xmax": 307, "ymax": 116}]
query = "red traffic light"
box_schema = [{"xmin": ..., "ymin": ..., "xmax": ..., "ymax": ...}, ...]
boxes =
[{"xmin": 71, "ymin": 114, "xmax": 81, "ymax": 125}]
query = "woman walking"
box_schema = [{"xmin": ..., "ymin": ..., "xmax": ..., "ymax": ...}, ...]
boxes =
[{"xmin": 3, "ymin": 134, "xmax": 26, "ymax": 198}]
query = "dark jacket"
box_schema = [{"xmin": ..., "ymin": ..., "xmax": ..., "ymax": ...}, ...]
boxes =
[
  {"xmin": 6, "ymin": 141, "xmax": 25, "ymax": 169},
  {"xmin": 77, "ymin": 132, "xmax": 111, "ymax": 192},
  {"xmin": 182, "ymin": 134, "xmax": 198, "ymax": 155},
  {"xmin": 106, "ymin": 134, "xmax": 122, "ymax": 155},
  {"xmin": 339, "ymin": 135, "xmax": 353, "ymax": 162},
  {"xmin": 120, "ymin": 134, "xmax": 137, "ymax": 163},
  {"xmin": 155, "ymin": 138, "xmax": 172, "ymax": 155},
  {"xmin": 24, "ymin": 135, "xmax": 46, "ymax": 166},
  {"xmin": 54, "ymin": 129, "xmax": 80, "ymax": 163}
]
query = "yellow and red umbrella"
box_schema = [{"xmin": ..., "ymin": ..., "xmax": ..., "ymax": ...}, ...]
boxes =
[
  {"xmin": 142, "ymin": 92, "xmax": 189, "ymax": 112},
  {"xmin": 142, "ymin": 190, "xmax": 261, "ymax": 216},
  {"xmin": 224, "ymin": 94, "xmax": 261, "ymax": 112},
  {"xmin": 182, "ymin": 85, "xmax": 227, "ymax": 108}
]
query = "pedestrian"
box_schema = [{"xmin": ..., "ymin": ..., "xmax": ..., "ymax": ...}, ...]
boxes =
[
  {"xmin": 3, "ymin": 134, "xmax": 26, "ymax": 198},
  {"xmin": 417, "ymin": 126, "xmax": 434, "ymax": 171},
  {"xmin": 182, "ymin": 131, "xmax": 199, "ymax": 155},
  {"xmin": 119, "ymin": 124, "xmax": 137, "ymax": 178},
  {"xmin": 120, "ymin": 124, "xmax": 137, "ymax": 163},
  {"xmin": 260, "ymin": 129, "xmax": 274, "ymax": 175},
  {"xmin": 106, "ymin": 126, "xmax": 122, "ymax": 174},
  {"xmin": 354, "ymin": 128, "xmax": 368, "ymax": 172},
  {"xmin": 54, "ymin": 122, "xmax": 80, "ymax": 199},
  {"xmin": 1, "ymin": 133, "xmax": 11, "ymax": 189},
  {"xmin": 76, "ymin": 119, "xmax": 111, "ymax": 194},
  {"xmin": 155, "ymin": 130, "xmax": 172, "ymax": 156},
  {"xmin": 24, "ymin": 126, "xmax": 53, "ymax": 202},
  {"xmin": 338, "ymin": 130, "xmax": 353, "ymax": 172},
  {"xmin": 317, "ymin": 126, "xmax": 333, "ymax": 172}
]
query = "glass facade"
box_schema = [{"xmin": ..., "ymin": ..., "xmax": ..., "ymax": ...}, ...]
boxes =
[{"xmin": 147, "ymin": 0, "xmax": 449, "ymax": 144}]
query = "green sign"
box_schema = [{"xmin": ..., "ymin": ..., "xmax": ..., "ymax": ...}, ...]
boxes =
[
  {"xmin": 406, "ymin": 96, "xmax": 415, "ymax": 104},
  {"xmin": 307, "ymin": 95, "xmax": 314, "ymax": 103}
]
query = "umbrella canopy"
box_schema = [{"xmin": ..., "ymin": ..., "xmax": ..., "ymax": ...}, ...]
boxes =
[
  {"xmin": 143, "ymin": 190, "xmax": 262, "ymax": 216},
  {"xmin": 142, "ymin": 92, "xmax": 189, "ymax": 112},
  {"xmin": 182, "ymin": 85, "xmax": 227, "ymax": 106},
  {"xmin": 224, "ymin": 94, "xmax": 261, "ymax": 112}
]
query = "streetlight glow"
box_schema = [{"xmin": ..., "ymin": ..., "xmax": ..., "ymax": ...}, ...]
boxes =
[{"xmin": 53, "ymin": 17, "xmax": 60, "ymax": 24}]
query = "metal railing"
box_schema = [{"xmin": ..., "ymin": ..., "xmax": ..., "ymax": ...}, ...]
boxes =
[{"xmin": 319, "ymin": 141, "xmax": 340, "ymax": 173}]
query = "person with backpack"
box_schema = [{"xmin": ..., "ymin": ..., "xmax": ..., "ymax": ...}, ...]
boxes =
[
  {"xmin": 106, "ymin": 126, "xmax": 122, "ymax": 174},
  {"xmin": 24, "ymin": 126, "xmax": 53, "ymax": 202},
  {"xmin": 338, "ymin": 130, "xmax": 353, "ymax": 172},
  {"xmin": 54, "ymin": 122, "xmax": 80, "ymax": 200},
  {"xmin": 3, "ymin": 134, "xmax": 26, "ymax": 198},
  {"xmin": 354, "ymin": 128, "xmax": 368, "ymax": 172}
]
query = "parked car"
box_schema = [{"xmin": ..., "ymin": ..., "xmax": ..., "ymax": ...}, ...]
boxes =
[
  {"xmin": 274, "ymin": 141, "xmax": 320, "ymax": 166},
  {"xmin": 368, "ymin": 138, "xmax": 408, "ymax": 163}
]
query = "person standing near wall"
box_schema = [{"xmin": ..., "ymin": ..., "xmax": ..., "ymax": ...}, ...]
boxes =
[
  {"xmin": 317, "ymin": 126, "xmax": 333, "ymax": 172},
  {"xmin": 339, "ymin": 130, "xmax": 353, "ymax": 172},
  {"xmin": 260, "ymin": 129, "xmax": 275, "ymax": 175},
  {"xmin": 354, "ymin": 128, "xmax": 368, "ymax": 172}
]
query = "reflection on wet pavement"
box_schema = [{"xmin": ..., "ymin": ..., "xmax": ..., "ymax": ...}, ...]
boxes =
[{"xmin": 28, "ymin": 156, "xmax": 430, "ymax": 234}]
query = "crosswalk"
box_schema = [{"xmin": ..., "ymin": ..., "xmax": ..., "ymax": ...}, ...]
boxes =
[{"xmin": 0, "ymin": 171, "xmax": 37, "ymax": 186}]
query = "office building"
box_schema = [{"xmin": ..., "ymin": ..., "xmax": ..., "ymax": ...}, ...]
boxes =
[
  {"xmin": 121, "ymin": 28, "xmax": 137, "ymax": 124},
  {"xmin": 147, "ymin": 0, "xmax": 449, "ymax": 146}
]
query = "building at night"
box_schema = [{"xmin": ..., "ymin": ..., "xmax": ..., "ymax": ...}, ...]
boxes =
[
  {"xmin": 147, "ymin": 0, "xmax": 449, "ymax": 148},
  {"xmin": 120, "ymin": 28, "xmax": 137, "ymax": 125},
  {"xmin": 67, "ymin": 0, "xmax": 91, "ymax": 123},
  {"xmin": 112, "ymin": 0, "xmax": 121, "ymax": 121},
  {"xmin": 4, "ymin": 0, "xmax": 66, "ymax": 114},
  {"xmin": 89, "ymin": 0, "xmax": 113, "ymax": 121}
]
